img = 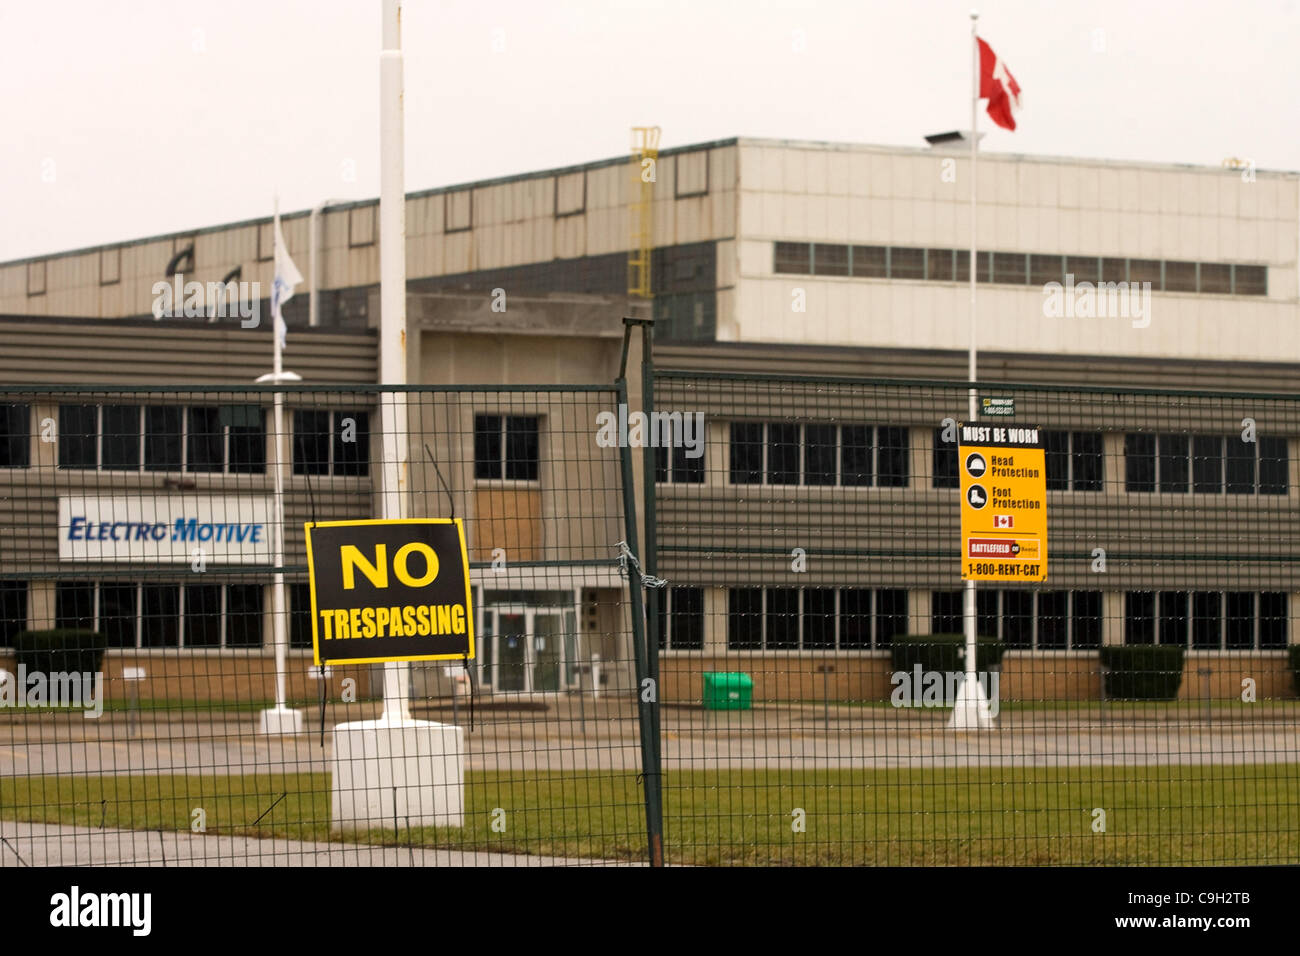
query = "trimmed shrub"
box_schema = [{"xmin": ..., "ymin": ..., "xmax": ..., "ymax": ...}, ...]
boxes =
[
  {"xmin": 1289, "ymin": 646, "xmax": 1300, "ymax": 698},
  {"xmin": 13, "ymin": 629, "xmax": 107, "ymax": 677},
  {"xmin": 891, "ymin": 633, "xmax": 1006, "ymax": 676},
  {"xmin": 1099, "ymin": 645, "xmax": 1185, "ymax": 701}
]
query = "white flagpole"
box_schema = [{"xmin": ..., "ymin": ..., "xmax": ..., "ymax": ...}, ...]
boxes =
[
  {"xmin": 378, "ymin": 0, "xmax": 411, "ymax": 723},
  {"xmin": 271, "ymin": 196, "xmax": 288, "ymax": 716},
  {"xmin": 257, "ymin": 199, "xmax": 301, "ymax": 734},
  {"xmin": 953, "ymin": 9, "xmax": 993, "ymax": 730}
]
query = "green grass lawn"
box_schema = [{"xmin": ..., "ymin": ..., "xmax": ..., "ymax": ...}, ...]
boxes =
[
  {"xmin": 807, "ymin": 698, "xmax": 1299, "ymax": 712},
  {"xmin": 2, "ymin": 765, "xmax": 1297, "ymax": 865}
]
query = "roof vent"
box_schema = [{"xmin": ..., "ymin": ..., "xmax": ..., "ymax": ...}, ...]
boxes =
[{"xmin": 924, "ymin": 130, "xmax": 985, "ymax": 150}]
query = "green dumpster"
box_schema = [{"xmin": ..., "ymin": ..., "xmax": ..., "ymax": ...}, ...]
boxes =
[{"xmin": 702, "ymin": 672, "xmax": 753, "ymax": 710}]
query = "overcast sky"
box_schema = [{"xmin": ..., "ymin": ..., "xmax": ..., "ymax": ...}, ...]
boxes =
[{"xmin": 2, "ymin": 0, "xmax": 1297, "ymax": 262}]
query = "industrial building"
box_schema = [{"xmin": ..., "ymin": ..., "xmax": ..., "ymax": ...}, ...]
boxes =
[{"xmin": 0, "ymin": 136, "xmax": 1297, "ymax": 704}]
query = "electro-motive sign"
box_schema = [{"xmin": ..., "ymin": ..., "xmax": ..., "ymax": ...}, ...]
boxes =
[
  {"xmin": 59, "ymin": 495, "xmax": 274, "ymax": 564},
  {"xmin": 305, "ymin": 518, "xmax": 475, "ymax": 666},
  {"xmin": 958, "ymin": 423, "xmax": 1048, "ymax": 582}
]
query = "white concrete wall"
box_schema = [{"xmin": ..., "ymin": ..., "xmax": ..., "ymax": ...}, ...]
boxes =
[{"xmin": 731, "ymin": 142, "xmax": 1300, "ymax": 362}]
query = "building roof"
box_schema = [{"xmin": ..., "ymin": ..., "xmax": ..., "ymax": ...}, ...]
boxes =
[{"xmin": 3, "ymin": 136, "xmax": 1293, "ymax": 269}]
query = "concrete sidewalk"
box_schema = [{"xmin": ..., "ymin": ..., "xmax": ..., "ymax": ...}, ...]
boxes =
[{"xmin": 0, "ymin": 820, "xmax": 639, "ymax": 867}]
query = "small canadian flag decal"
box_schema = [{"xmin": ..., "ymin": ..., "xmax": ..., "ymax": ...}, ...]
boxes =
[{"xmin": 993, "ymin": 515, "xmax": 1014, "ymax": 529}]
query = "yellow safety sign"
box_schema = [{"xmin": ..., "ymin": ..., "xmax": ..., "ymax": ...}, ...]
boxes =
[{"xmin": 958, "ymin": 424, "xmax": 1048, "ymax": 582}]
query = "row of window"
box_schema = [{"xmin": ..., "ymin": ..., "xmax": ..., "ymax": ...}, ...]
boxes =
[
  {"xmin": 773, "ymin": 242, "xmax": 1269, "ymax": 296},
  {"xmin": 664, "ymin": 424, "xmax": 1289, "ymax": 496},
  {"xmin": 52, "ymin": 581, "xmax": 266, "ymax": 649},
  {"xmin": 1122, "ymin": 434, "xmax": 1287, "ymax": 494},
  {"xmin": 0, "ymin": 580, "xmax": 1289, "ymax": 654},
  {"xmin": 57, "ymin": 404, "xmax": 267, "ymax": 474},
  {"xmin": 729, "ymin": 423, "xmax": 909, "ymax": 487},
  {"xmin": 934, "ymin": 430, "xmax": 1104, "ymax": 491},
  {"xmin": 726, "ymin": 587, "xmax": 909, "ymax": 651},
  {"xmin": 931, "ymin": 589, "xmax": 1102, "ymax": 650},
  {"xmin": 0, "ymin": 581, "xmax": 320, "ymax": 650},
  {"xmin": 0, "ymin": 405, "xmax": 371, "ymax": 477},
  {"xmin": 1124, "ymin": 591, "xmax": 1288, "ymax": 649},
  {"xmin": 4, "ymin": 405, "xmax": 1293, "ymax": 501}
]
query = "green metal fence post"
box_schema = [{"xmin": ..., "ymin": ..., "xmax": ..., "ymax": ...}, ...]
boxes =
[
  {"xmin": 636, "ymin": 319, "xmax": 663, "ymax": 765},
  {"xmin": 617, "ymin": 322, "xmax": 665, "ymax": 867}
]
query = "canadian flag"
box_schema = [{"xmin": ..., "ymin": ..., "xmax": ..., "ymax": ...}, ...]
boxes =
[
  {"xmin": 993, "ymin": 515, "xmax": 1014, "ymax": 529},
  {"xmin": 977, "ymin": 37, "xmax": 1022, "ymax": 131}
]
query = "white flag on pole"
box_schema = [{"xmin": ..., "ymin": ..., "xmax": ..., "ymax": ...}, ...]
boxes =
[{"xmin": 271, "ymin": 213, "xmax": 303, "ymax": 349}]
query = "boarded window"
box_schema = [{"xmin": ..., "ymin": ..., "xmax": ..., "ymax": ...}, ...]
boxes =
[
  {"xmin": 675, "ymin": 151, "xmax": 709, "ymax": 197},
  {"xmin": 555, "ymin": 171, "xmax": 585, "ymax": 216}
]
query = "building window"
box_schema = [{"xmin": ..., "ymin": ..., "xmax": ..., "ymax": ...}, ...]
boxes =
[
  {"xmin": 876, "ymin": 427, "xmax": 909, "ymax": 487},
  {"xmin": 141, "ymin": 584, "xmax": 180, "ymax": 648},
  {"xmin": 348, "ymin": 206, "xmax": 376, "ymax": 248},
  {"xmin": 728, "ymin": 587, "xmax": 905, "ymax": 650},
  {"xmin": 728, "ymin": 423, "xmax": 909, "ymax": 487},
  {"xmin": 1125, "ymin": 432, "xmax": 1287, "ymax": 495},
  {"xmin": 27, "ymin": 260, "xmax": 46, "ymax": 297},
  {"xmin": 851, "ymin": 246, "xmax": 887, "ymax": 278},
  {"xmin": 804, "ymin": 424, "xmax": 837, "ymax": 486},
  {"xmin": 1125, "ymin": 590, "xmax": 1287, "ymax": 650},
  {"xmin": 994, "ymin": 252, "xmax": 1029, "ymax": 284},
  {"xmin": 225, "ymin": 584, "xmax": 265, "ymax": 648},
  {"xmin": 99, "ymin": 584, "xmax": 138, "ymax": 649},
  {"xmin": 293, "ymin": 410, "xmax": 370, "ymax": 477},
  {"xmin": 890, "ymin": 247, "xmax": 925, "ymax": 280},
  {"xmin": 656, "ymin": 586, "xmax": 704, "ymax": 651},
  {"xmin": 931, "ymin": 589, "xmax": 964, "ymax": 635},
  {"xmin": 1199, "ymin": 262, "xmax": 1231, "ymax": 294},
  {"xmin": 1044, "ymin": 431, "xmax": 1104, "ymax": 491},
  {"xmin": 727, "ymin": 587, "xmax": 763, "ymax": 649},
  {"xmin": 1164, "ymin": 260, "xmax": 1197, "ymax": 293},
  {"xmin": 183, "ymin": 584, "xmax": 222, "ymax": 648},
  {"xmin": 773, "ymin": 242, "xmax": 812, "ymax": 274},
  {"xmin": 934, "ymin": 589, "xmax": 1102, "ymax": 650},
  {"xmin": 473, "ymin": 414, "xmax": 539, "ymax": 481},
  {"xmin": 933, "ymin": 426, "xmax": 958, "ymax": 489},
  {"xmin": 770, "ymin": 241, "xmax": 1267, "ymax": 297},
  {"xmin": 54, "ymin": 582, "xmax": 95, "ymax": 631},
  {"xmin": 101, "ymin": 405, "xmax": 141, "ymax": 471},
  {"xmin": 58, "ymin": 404, "xmax": 265, "ymax": 473},
  {"xmin": 0, "ymin": 581, "xmax": 28, "ymax": 646},
  {"xmin": 654, "ymin": 443, "xmax": 705, "ymax": 484},
  {"xmin": 0, "ymin": 404, "xmax": 30, "ymax": 468},
  {"xmin": 812, "ymin": 243, "xmax": 848, "ymax": 277},
  {"xmin": 290, "ymin": 582, "xmax": 314, "ymax": 649},
  {"xmin": 1234, "ymin": 265, "xmax": 1267, "ymax": 295}
]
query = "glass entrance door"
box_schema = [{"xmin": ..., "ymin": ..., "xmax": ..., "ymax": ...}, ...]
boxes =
[
  {"xmin": 532, "ymin": 613, "xmax": 562, "ymax": 692},
  {"xmin": 480, "ymin": 606, "xmax": 576, "ymax": 694},
  {"xmin": 494, "ymin": 612, "xmax": 528, "ymax": 692}
]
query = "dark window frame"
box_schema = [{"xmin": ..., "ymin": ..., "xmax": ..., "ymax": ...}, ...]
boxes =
[{"xmin": 473, "ymin": 413, "xmax": 540, "ymax": 483}]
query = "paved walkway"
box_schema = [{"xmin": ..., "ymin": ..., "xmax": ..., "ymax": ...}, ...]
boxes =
[{"xmin": 0, "ymin": 820, "xmax": 638, "ymax": 867}]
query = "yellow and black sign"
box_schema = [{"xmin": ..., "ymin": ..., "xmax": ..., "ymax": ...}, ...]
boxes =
[
  {"xmin": 305, "ymin": 518, "xmax": 475, "ymax": 666},
  {"xmin": 958, "ymin": 423, "xmax": 1048, "ymax": 582}
]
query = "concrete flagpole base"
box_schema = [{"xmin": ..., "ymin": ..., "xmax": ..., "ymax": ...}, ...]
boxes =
[
  {"xmin": 330, "ymin": 717, "xmax": 464, "ymax": 832},
  {"xmin": 948, "ymin": 675, "xmax": 997, "ymax": 730},
  {"xmin": 257, "ymin": 706, "xmax": 304, "ymax": 735}
]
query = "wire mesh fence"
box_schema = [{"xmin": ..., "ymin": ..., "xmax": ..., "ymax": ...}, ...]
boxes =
[
  {"xmin": 647, "ymin": 370, "xmax": 1300, "ymax": 865},
  {"xmin": 0, "ymin": 384, "xmax": 650, "ymax": 866},
  {"xmin": 1, "ymin": 371, "xmax": 1298, "ymax": 866}
]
